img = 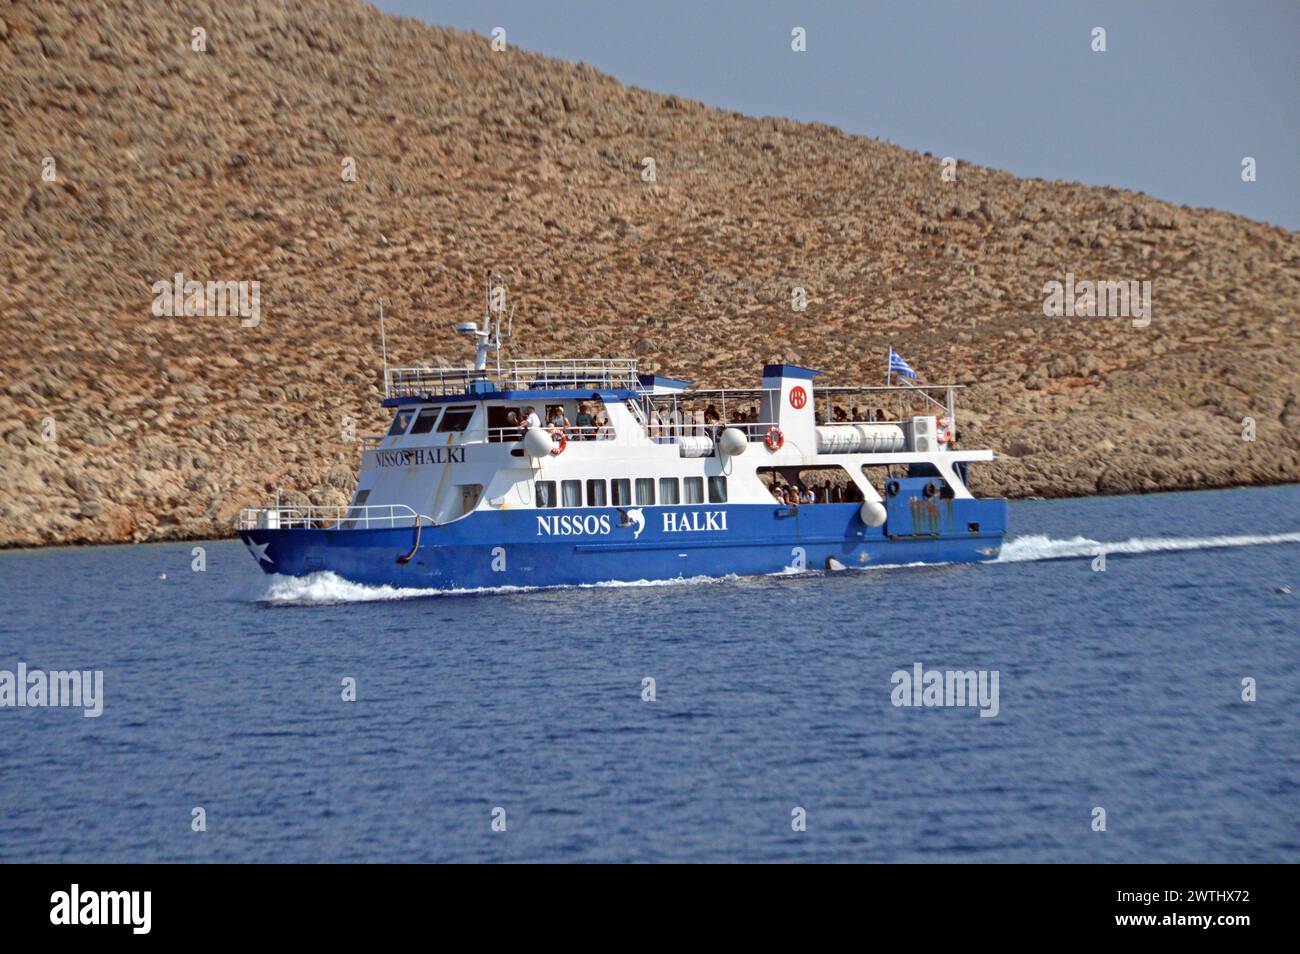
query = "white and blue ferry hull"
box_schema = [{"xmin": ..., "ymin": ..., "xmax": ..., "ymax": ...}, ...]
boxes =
[
  {"xmin": 238, "ymin": 358, "xmax": 1010, "ymax": 591},
  {"xmin": 240, "ymin": 494, "xmax": 1007, "ymax": 590}
]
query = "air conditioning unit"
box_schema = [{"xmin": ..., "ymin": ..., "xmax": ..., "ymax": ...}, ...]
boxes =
[{"xmin": 911, "ymin": 416, "xmax": 936, "ymax": 452}]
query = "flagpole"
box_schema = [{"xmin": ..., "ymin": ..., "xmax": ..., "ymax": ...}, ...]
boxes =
[{"xmin": 886, "ymin": 347, "xmax": 892, "ymax": 388}]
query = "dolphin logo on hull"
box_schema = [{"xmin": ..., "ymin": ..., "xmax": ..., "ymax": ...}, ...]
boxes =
[{"xmin": 625, "ymin": 508, "xmax": 645, "ymax": 539}]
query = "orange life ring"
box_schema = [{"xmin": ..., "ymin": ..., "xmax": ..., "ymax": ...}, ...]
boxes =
[
  {"xmin": 549, "ymin": 429, "xmax": 567, "ymax": 456},
  {"xmin": 764, "ymin": 426, "xmax": 784, "ymax": 452}
]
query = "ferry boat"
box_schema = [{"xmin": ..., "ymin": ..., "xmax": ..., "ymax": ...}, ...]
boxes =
[{"xmin": 237, "ymin": 287, "xmax": 1007, "ymax": 589}]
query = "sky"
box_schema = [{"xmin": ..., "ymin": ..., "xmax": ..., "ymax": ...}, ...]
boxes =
[{"xmin": 372, "ymin": 0, "xmax": 1298, "ymax": 231}]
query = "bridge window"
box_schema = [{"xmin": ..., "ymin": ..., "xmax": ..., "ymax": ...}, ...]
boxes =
[
  {"xmin": 561, "ymin": 480, "xmax": 582, "ymax": 507},
  {"xmin": 611, "ymin": 479, "xmax": 632, "ymax": 506},
  {"xmin": 708, "ymin": 476, "xmax": 728, "ymax": 503},
  {"xmin": 386, "ymin": 410, "xmax": 414, "ymax": 436},
  {"xmin": 409, "ymin": 407, "xmax": 442, "ymax": 435},
  {"xmin": 635, "ymin": 478, "xmax": 655, "ymax": 505},
  {"xmin": 438, "ymin": 406, "xmax": 475, "ymax": 432},
  {"xmin": 683, "ymin": 476, "xmax": 704, "ymax": 504},
  {"xmin": 535, "ymin": 481, "xmax": 557, "ymax": 508},
  {"xmin": 659, "ymin": 477, "xmax": 680, "ymax": 505},
  {"xmin": 586, "ymin": 479, "xmax": 608, "ymax": 507}
]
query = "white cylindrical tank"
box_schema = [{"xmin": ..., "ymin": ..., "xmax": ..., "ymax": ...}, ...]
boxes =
[
  {"xmin": 815, "ymin": 425, "xmax": 856, "ymax": 453},
  {"xmin": 815, "ymin": 424, "xmax": 905, "ymax": 454},
  {"xmin": 677, "ymin": 436, "xmax": 714, "ymax": 458},
  {"xmin": 522, "ymin": 427, "xmax": 554, "ymax": 458},
  {"xmin": 860, "ymin": 499, "xmax": 887, "ymax": 527},
  {"xmin": 718, "ymin": 427, "xmax": 748, "ymax": 456},
  {"xmin": 859, "ymin": 424, "xmax": 905, "ymax": 452}
]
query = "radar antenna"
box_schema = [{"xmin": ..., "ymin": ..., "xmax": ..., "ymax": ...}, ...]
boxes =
[{"xmin": 456, "ymin": 271, "xmax": 513, "ymax": 372}]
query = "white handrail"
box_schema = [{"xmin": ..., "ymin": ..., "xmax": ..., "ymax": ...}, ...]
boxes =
[
  {"xmin": 384, "ymin": 358, "xmax": 640, "ymax": 398},
  {"xmin": 237, "ymin": 503, "xmax": 427, "ymax": 531}
]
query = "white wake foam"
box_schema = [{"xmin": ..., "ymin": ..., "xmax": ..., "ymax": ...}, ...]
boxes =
[
  {"xmin": 997, "ymin": 531, "xmax": 1300, "ymax": 563},
  {"xmin": 258, "ymin": 570, "xmax": 740, "ymax": 605},
  {"xmin": 260, "ymin": 572, "xmax": 453, "ymax": 604}
]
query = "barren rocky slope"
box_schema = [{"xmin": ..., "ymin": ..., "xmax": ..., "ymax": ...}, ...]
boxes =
[{"xmin": 1, "ymin": 0, "xmax": 1297, "ymax": 547}]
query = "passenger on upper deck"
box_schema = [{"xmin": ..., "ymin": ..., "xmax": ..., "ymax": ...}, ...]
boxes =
[
  {"xmin": 575, "ymin": 403, "xmax": 594, "ymax": 440},
  {"xmin": 548, "ymin": 406, "xmax": 570, "ymax": 433},
  {"xmin": 521, "ymin": 406, "xmax": 541, "ymax": 437}
]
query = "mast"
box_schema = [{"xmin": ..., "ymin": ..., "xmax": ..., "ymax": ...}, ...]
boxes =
[{"xmin": 458, "ymin": 272, "xmax": 512, "ymax": 373}]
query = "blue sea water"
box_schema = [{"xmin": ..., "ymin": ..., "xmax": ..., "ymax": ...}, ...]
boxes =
[{"xmin": 0, "ymin": 485, "xmax": 1297, "ymax": 863}]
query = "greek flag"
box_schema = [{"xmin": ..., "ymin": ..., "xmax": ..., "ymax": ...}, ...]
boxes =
[{"xmin": 888, "ymin": 348, "xmax": 918, "ymax": 380}]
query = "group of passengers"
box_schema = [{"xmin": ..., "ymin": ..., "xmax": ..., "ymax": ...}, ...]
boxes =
[
  {"xmin": 769, "ymin": 480, "xmax": 865, "ymax": 506},
  {"xmin": 506, "ymin": 398, "xmax": 901, "ymax": 444},
  {"xmin": 508, "ymin": 404, "xmax": 611, "ymax": 440},
  {"xmin": 647, "ymin": 403, "xmax": 722, "ymax": 439}
]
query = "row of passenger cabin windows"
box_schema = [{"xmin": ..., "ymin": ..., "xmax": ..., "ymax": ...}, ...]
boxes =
[
  {"xmin": 535, "ymin": 476, "xmax": 727, "ymax": 508},
  {"xmin": 386, "ymin": 405, "xmax": 476, "ymax": 437}
]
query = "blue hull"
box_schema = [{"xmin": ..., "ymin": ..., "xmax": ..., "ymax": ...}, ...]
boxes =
[{"xmin": 239, "ymin": 493, "xmax": 1007, "ymax": 590}]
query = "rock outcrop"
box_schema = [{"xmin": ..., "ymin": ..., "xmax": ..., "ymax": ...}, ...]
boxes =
[{"xmin": 1, "ymin": 0, "xmax": 1296, "ymax": 547}]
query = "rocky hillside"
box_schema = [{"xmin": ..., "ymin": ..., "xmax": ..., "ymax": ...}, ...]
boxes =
[{"xmin": 1, "ymin": 0, "xmax": 1297, "ymax": 547}]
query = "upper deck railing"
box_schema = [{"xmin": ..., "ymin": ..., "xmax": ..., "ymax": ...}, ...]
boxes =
[
  {"xmin": 385, "ymin": 358, "xmax": 640, "ymax": 399},
  {"xmin": 238, "ymin": 503, "xmax": 426, "ymax": 531}
]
